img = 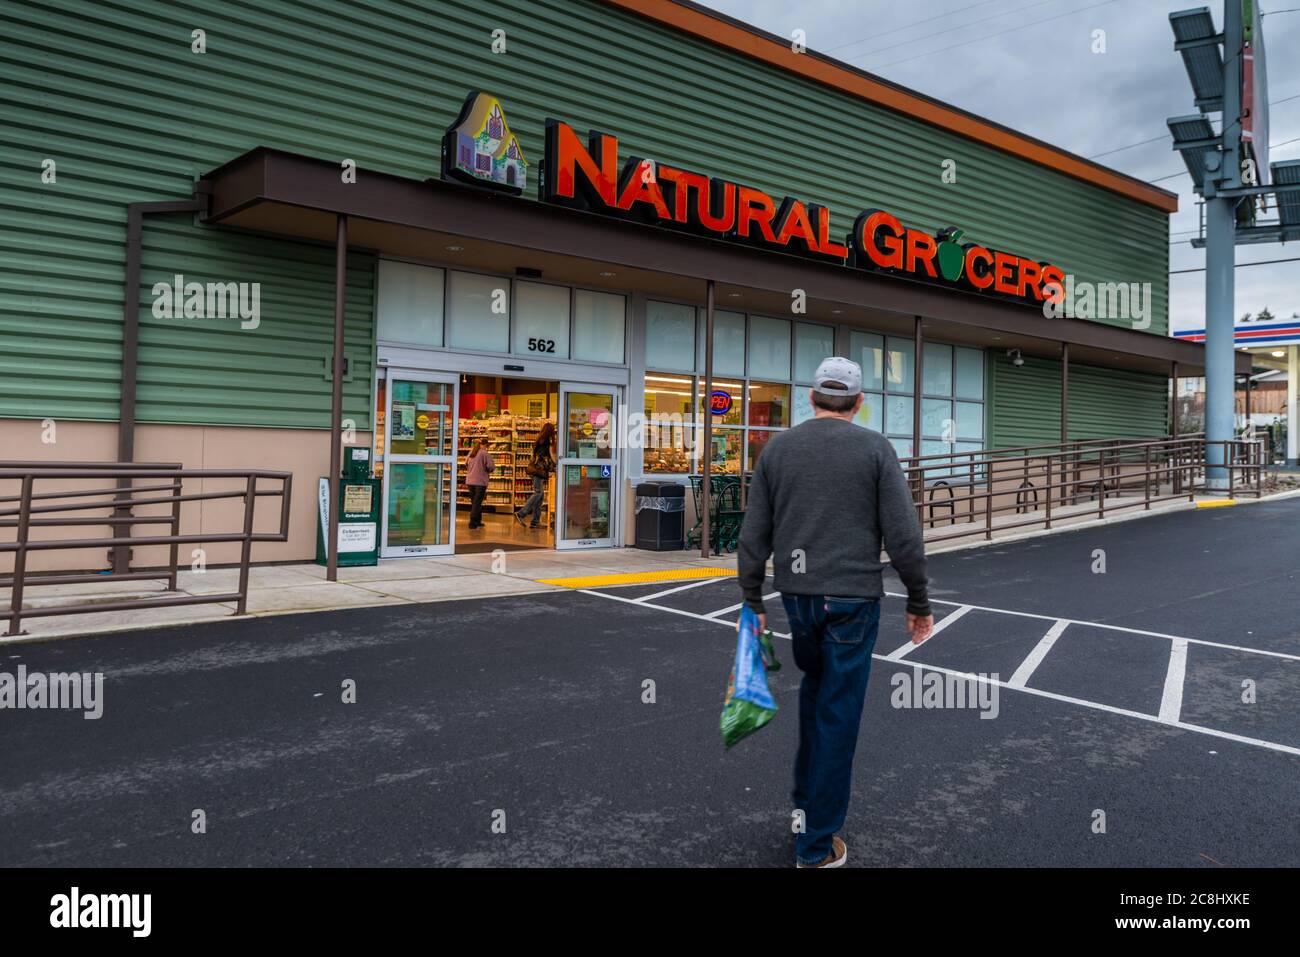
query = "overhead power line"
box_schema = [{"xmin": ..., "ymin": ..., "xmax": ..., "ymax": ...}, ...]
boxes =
[
  {"xmin": 841, "ymin": 0, "xmax": 1063, "ymax": 60},
  {"xmin": 1088, "ymin": 91, "xmax": 1300, "ymax": 160},
  {"xmin": 825, "ymin": 0, "xmax": 1004, "ymax": 53},
  {"xmin": 876, "ymin": 0, "xmax": 1117, "ymax": 69},
  {"xmin": 1148, "ymin": 134, "xmax": 1300, "ymax": 183},
  {"xmin": 1170, "ymin": 256, "xmax": 1300, "ymax": 274}
]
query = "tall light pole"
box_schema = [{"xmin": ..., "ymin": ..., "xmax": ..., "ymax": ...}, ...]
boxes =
[{"xmin": 1199, "ymin": 1, "xmax": 1241, "ymax": 489}]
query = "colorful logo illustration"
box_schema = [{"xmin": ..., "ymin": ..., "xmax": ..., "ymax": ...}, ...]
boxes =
[
  {"xmin": 936, "ymin": 227, "xmax": 965, "ymax": 282},
  {"xmin": 442, "ymin": 91, "xmax": 529, "ymax": 194}
]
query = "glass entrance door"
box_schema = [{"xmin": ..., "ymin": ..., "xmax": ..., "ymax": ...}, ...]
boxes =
[
  {"xmin": 556, "ymin": 384, "xmax": 618, "ymax": 549},
  {"xmin": 380, "ymin": 371, "xmax": 458, "ymax": 557}
]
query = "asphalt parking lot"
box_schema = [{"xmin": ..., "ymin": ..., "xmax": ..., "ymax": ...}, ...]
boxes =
[{"xmin": 1, "ymin": 498, "xmax": 1297, "ymax": 867}]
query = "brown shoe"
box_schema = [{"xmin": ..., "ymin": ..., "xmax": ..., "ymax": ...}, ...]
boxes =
[{"xmin": 796, "ymin": 836, "xmax": 847, "ymax": 869}]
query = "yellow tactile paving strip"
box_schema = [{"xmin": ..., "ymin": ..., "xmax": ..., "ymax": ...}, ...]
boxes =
[
  {"xmin": 536, "ymin": 567, "xmax": 736, "ymax": 589},
  {"xmin": 1196, "ymin": 499, "xmax": 1238, "ymax": 509}
]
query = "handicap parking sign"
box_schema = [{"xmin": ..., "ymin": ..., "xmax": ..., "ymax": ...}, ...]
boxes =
[{"xmin": 600, "ymin": 465, "xmax": 611, "ymax": 479}]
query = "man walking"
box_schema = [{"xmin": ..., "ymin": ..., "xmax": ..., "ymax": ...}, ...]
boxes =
[{"xmin": 737, "ymin": 356, "xmax": 934, "ymax": 868}]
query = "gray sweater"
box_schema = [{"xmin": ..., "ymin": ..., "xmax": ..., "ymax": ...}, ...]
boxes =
[{"xmin": 737, "ymin": 416, "xmax": 930, "ymax": 617}]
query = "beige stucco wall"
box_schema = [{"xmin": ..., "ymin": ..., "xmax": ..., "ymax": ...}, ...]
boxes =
[{"xmin": 0, "ymin": 419, "xmax": 364, "ymax": 573}]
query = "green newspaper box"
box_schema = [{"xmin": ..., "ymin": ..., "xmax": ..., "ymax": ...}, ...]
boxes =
[{"xmin": 315, "ymin": 447, "xmax": 380, "ymax": 567}]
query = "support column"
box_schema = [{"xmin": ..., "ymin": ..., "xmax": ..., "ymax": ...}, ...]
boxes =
[
  {"xmin": 1244, "ymin": 375, "xmax": 1252, "ymax": 432},
  {"xmin": 912, "ymin": 316, "xmax": 923, "ymax": 461},
  {"xmin": 1204, "ymin": 194, "xmax": 1236, "ymax": 489},
  {"xmin": 1060, "ymin": 341, "xmax": 1070, "ymax": 445},
  {"xmin": 700, "ymin": 281, "xmax": 715, "ymax": 559},
  {"xmin": 1204, "ymin": 0, "xmax": 1243, "ymax": 489},
  {"xmin": 1289, "ymin": 345, "xmax": 1299, "ymax": 466},
  {"xmin": 1170, "ymin": 361, "xmax": 1180, "ymax": 438},
  {"xmin": 326, "ymin": 215, "xmax": 348, "ymax": 582}
]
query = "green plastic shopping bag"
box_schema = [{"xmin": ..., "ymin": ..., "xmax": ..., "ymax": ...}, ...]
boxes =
[{"xmin": 720, "ymin": 605, "xmax": 781, "ymax": 749}]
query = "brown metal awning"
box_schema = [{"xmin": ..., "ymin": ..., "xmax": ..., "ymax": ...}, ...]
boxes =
[{"xmin": 200, "ymin": 147, "xmax": 1242, "ymax": 376}]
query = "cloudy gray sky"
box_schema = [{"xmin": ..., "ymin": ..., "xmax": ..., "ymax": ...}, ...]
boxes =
[{"xmin": 699, "ymin": 0, "xmax": 1300, "ymax": 333}]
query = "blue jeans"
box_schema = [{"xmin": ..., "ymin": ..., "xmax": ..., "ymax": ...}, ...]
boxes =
[
  {"xmin": 782, "ymin": 594, "xmax": 881, "ymax": 865},
  {"xmin": 518, "ymin": 475, "xmax": 546, "ymax": 525}
]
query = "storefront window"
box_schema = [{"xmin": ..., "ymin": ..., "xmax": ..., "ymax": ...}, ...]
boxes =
[
  {"xmin": 512, "ymin": 280, "xmax": 570, "ymax": 359},
  {"xmin": 922, "ymin": 342, "xmax": 953, "ymax": 396},
  {"xmin": 956, "ymin": 347, "xmax": 985, "ymax": 399},
  {"xmin": 377, "ymin": 260, "xmax": 444, "ymax": 346},
  {"xmin": 922, "ymin": 398, "xmax": 953, "ymax": 439},
  {"xmin": 747, "ymin": 381, "xmax": 790, "ymax": 428},
  {"xmin": 955, "ymin": 401, "xmax": 984, "ymax": 440},
  {"xmin": 447, "ymin": 270, "xmax": 509, "ymax": 352},
  {"xmin": 792, "ymin": 386, "xmax": 814, "ymax": 425},
  {"xmin": 645, "ymin": 373, "xmax": 696, "ymax": 419},
  {"xmin": 646, "ymin": 300, "xmax": 696, "ymax": 371},
  {"xmin": 854, "ymin": 392, "xmax": 884, "ymax": 432},
  {"xmin": 707, "ymin": 428, "xmax": 743, "ymax": 475},
  {"xmin": 700, "ymin": 378, "xmax": 744, "ymax": 425},
  {"xmin": 639, "ymin": 303, "xmax": 984, "ymax": 475},
  {"xmin": 849, "ymin": 331, "xmax": 885, "ymax": 391},
  {"xmin": 886, "ymin": 394, "xmax": 913, "ymax": 436},
  {"xmin": 748, "ymin": 315, "xmax": 791, "ymax": 380},
  {"xmin": 794, "ymin": 322, "xmax": 835, "ymax": 382},
  {"xmin": 747, "ymin": 429, "xmax": 776, "ymax": 470},
  {"xmin": 643, "ymin": 427, "xmax": 697, "ymax": 474},
  {"xmin": 573, "ymin": 289, "xmax": 625, "ymax": 364},
  {"xmin": 886, "ymin": 337, "xmax": 915, "ymax": 393},
  {"xmin": 644, "ymin": 373, "xmax": 697, "ymax": 474},
  {"xmin": 698, "ymin": 309, "xmax": 746, "ymax": 377}
]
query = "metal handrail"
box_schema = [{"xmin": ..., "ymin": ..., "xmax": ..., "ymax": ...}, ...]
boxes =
[
  {"xmin": 1, "ymin": 463, "xmax": 292, "ymax": 636},
  {"xmin": 898, "ymin": 436, "xmax": 1265, "ymax": 545}
]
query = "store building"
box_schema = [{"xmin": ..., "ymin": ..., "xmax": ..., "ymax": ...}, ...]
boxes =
[{"xmin": 3, "ymin": 0, "xmax": 1245, "ymax": 570}]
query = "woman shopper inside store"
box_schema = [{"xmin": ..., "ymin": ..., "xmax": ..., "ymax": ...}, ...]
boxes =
[
  {"xmin": 516, "ymin": 421, "xmax": 556, "ymax": 529},
  {"xmin": 464, "ymin": 438, "xmax": 495, "ymax": 529}
]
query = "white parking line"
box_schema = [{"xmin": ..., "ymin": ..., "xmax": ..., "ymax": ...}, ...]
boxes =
[
  {"xmin": 883, "ymin": 592, "xmax": 1300, "ymax": 664},
  {"xmin": 704, "ymin": 593, "xmax": 778, "ymax": 619},
  {"xmin": 580, "ymin": 588, "xmax": 1300, "ymax": 759},
  {"xmin": 885, "ymin": 604, "xmax": 972, "ymax": 660},
  {"xmin": 636, "ymin": 577, "xmax": 728, "ymax": 603},
  {"xmin": 1009, "ymin": 620, "xmax": 1070, "ymax": 688},
  {"xmin": 1159, "ymin": 638, "xmax": 1190, "ymax": 724}
]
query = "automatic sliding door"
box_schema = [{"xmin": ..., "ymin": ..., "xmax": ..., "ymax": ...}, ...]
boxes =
[
  {"xmin": 381, "ymin": 372, "xmax": 458, "ymax": 557},
  {"xmin": 556, "ymin": 385, "xmax": 617, "ymax": 548}
]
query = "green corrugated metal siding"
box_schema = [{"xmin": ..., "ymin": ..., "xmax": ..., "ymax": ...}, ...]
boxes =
[
  {"xmin": 137, "ymin": 217, "xmax": 374, "ymax": 428},
  {"xmin": 1, "ymin": 0, "xmax": 1168, "ymax": 427},
  {"xmin": 988, "ymin": 351, "xmax": 1169, "ymax": 449}
]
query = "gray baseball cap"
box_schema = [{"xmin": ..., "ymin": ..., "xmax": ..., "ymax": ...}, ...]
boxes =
[{"xmin": 811, "ymin": 356, "xmax": 863, "ymax": 396}]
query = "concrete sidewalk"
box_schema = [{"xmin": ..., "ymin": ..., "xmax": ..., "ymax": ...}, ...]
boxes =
[
  {"xmin": 1, "ymin": 546, "xmax": 738, "ymax": 644},
  {"xmin": 4, "ymin": 486, "xmax": 1297, "ymax": 644}
]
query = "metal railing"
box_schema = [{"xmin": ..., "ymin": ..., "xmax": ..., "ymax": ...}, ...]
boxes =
[
  {"xmin": 0, "ymin": 462, "xmax": 292, "ymax": 636},
  {"xmin": 901, "ymin": 436, "xmax": 1266, "ymax": 545}
]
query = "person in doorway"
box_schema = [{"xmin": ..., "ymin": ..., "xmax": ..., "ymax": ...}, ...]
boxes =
[
  {"xmin": 737, "ymin": 356, "xmax": 934, "ymax": 869},
  {"xmin": 465, "ymin": 438, "xmax": 495, "ymax": 530},
  {"xmin": 516, "ymin": 421, "xmax": 556, "ymax": 529}
]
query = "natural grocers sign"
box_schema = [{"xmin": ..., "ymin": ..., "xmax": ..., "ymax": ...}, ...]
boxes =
[
  {"xmin": 537, "ymin": 116, "xmax": 1067, "ymax": 309},
  {"xmin": 439, "ymin": 91, "xmax": 1067, "ymax": 308}
]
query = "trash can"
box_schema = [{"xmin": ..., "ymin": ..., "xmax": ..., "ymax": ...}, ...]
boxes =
[{"xmin": 634, "ymin": 481, "xmax": 686, "ymax": 550}]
